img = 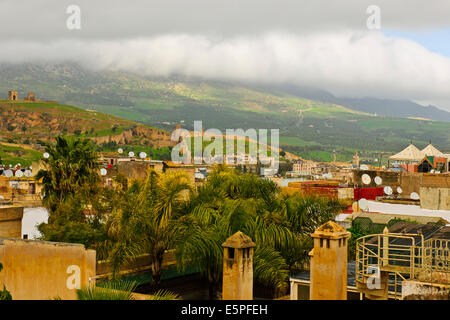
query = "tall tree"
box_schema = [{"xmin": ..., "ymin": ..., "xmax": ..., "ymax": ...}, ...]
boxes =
[
  {"xmin": 102, "ymin": 170, "xmax": 192, "ymax": 288},
  {"xmin": 36, "ymin": 136, "xmax": 105, "ymax": 247},
  {"xmin": 176, "ymin": 167, "xmax": 298, "ymax": 299}
]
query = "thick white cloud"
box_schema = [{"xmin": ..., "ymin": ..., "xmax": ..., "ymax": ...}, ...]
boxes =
[{"xmin": 1, "ymin": 31, "xmax": 450, "ymax": 110}]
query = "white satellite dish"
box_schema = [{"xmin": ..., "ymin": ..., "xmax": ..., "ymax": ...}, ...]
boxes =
[
  {"xmin": 360, "ymin": 164, "xmax": 369, "ymax": 170},
  {"xmin": 362, "ymin": 174, "xmax": 371, "ymax": 185},
  {"xmin": 128, "ymin": 151, "xmax": 135, "ymax": 157},
  {"xmin": 118, "ymin": 148, "xmax": 123, "ymax": 154},
  {"xmin": 358, "ymin": 198, "xmax": 369, "ymax": 211},
  {"xmin": 396, "ymin": 187, "xmax": 403, "ymax": 194},
  {"xmin": 15, "ymin": 170, "xmax": 23, "ymax": 178},
  {"xmin": 410, "ymin": 192, "xmax": 420, "ymax": 200},
  {"xmin": 139, "ymin": 152, "xmax": 147, "ymax": 159},
  {"xmin": 24, "ymin": 170, "xmax": 32, "ymax": 177},
  {"xmin": 384, "ymin": 186, "xmax": 393, "ymax": 195},
  {"xmin": 100, "ymin": 168, "xmax": 107, "ymax": 176},
  {"xmin": 43, "ymin": 152, "xmax": 50, "ymax": 159},
  {"xmin": 5, "ymin": 170, "xmax": 13, "ymax": 178},
  {"xmin": 374, "ymin": 176, "xmax": 382, "ymax": 185}
]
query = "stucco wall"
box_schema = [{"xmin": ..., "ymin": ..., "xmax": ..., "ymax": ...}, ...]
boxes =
[
  {"xmin": 420, "ymin": 187, "xmax": 450, "ymax": 210},
  {"xmin": 0, "ymin": 238, "xmax": 96, "ymax": 300},
  {"xmin": 0, "ymin": 206, "xmax": 24, "ymax": 238}
]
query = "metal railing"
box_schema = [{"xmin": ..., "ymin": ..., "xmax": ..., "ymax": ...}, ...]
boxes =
[{"xmin": 356, "ymin": 231, "xmax": 425, "ymax": 299}]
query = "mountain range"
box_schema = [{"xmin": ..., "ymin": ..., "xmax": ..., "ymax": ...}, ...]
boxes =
[{"xmin": 0, "ymin": 63, "xmax": 449, "ymax": 163}]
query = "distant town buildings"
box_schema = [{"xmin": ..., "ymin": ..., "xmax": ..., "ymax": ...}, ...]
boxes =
[{"xmin": 389, "ymin": 143, "xmax": 449, "ymax": 173}]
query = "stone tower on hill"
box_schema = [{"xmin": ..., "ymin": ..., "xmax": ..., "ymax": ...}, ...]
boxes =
[{"xmin": 8, "ymin": 91, "xmax": 18, "ymax": 101}]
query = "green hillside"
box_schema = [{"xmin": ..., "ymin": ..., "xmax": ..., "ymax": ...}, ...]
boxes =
[{"xmin": 0, "ymin": 99, "xmax": 174, "ymax": 166}]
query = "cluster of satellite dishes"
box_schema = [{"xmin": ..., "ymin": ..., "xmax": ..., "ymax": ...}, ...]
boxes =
[
  {"xmin": 117, "ymin": 148, "xmax": 147, "ymax": 159},
  {"xmin": 1, "ymin": 169, "xmax": 33, "ymax": 178},
  {"xmin": 361, "ymin": 173, "xmax": 420, "ymax": 200},
  {"xmin": 98, "ymin": 148, "xmax": 149, "ymax": 177}
]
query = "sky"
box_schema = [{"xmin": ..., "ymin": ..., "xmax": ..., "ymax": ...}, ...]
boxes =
[{"xmin": 1, "ymin": 0, "xmax": 450, "ymax": 111}]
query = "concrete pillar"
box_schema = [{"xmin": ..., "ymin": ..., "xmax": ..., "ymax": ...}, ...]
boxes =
[
  {"xmin": 222, "ymin": 231, "xmax": 255, "ymax": 300},
  {"xmin": 309, "ymin": 221, "xmax": 351, "ymax": 300},
  {"xmin": 290, "ymin": 281, "xmax": 298, "ymax": 300}
]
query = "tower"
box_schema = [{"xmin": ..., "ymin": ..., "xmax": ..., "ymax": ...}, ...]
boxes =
[
  {"xmin": 8, "ymin": 91, "xmax": 18, "ymax": 101},
  {"xmin": 352, "ymin": 152, "xmax": 360, "ymax": 167},
  {"xmin": 309, "ymin": 221, "xmax": 350, "ymax": 300},
  {"xmin": 25, "ymin": 92, "xmax": 35, "ymax": 101},
  {"xmin": 222, "ymin": 231, "xmax": 255, "ymax": 300}
]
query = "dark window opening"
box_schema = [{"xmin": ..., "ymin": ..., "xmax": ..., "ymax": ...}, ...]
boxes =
[{"xmin": 228, "ymin": 248, "xmax": 235, "ymax": 259}]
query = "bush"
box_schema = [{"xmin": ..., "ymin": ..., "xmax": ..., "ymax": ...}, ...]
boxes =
[{"xmin": 0, "ymin": 263, "xmax": 12, "ymax": 300}]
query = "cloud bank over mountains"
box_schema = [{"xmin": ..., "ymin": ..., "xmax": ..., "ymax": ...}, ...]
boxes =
[{"xmin": 1, "ymin": 0, "xmax": 450, "ymax": 110}]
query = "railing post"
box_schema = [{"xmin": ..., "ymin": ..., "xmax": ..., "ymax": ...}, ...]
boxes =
[{"xmin": 382, "ymin": 227, "xmax": 389, "ymax": 267}]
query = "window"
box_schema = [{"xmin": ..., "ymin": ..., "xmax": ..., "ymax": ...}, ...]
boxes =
[{"xmin": 228, "ymin": 248, "xmax": 235, "ymax": 259}]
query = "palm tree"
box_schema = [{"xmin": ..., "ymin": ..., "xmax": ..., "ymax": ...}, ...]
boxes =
[
  {"xmin": 76, "ymin": 280, "xmax": 178, "ymax": 300},
  {"xmin": 175, "ymin": 167, "xmax": 298, "ymax": 299},
  {"xmin": 175, "ymin": 166, "xmax": 344, "ymax": 299},
  {"xmin": 35, "ymin": 136, "xmax": 107, "ymax": 247},
  {"xmin": 102, "ymin": 170, "xmax": 192, "ymax": 288},
  {"xmin": 36, "ymin": 136, "xmax": 100, "ymax": 213}
]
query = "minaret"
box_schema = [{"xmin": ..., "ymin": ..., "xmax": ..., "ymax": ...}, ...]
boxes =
[
  {"xmin": 222, "ymin": 231, "xmax": 255, "ymax": 300},
  {"xmin": 352, "ymin": 152, "xmax": 360, "ymax": 167},
  {"xmin": 309, "ymin": 221, "xmax": 350, "ymax": 300}
]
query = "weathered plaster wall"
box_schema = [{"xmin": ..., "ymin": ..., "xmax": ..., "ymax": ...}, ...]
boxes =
[
  {"xmin": 0, "ymin": 238, "xmax": 95, "ymax": 300},
  {"xmin": 0, "ymin": 206, "xmax": 23, "ymax": 238}
]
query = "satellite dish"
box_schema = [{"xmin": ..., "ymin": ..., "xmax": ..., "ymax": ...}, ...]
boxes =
[
  {"xmin": 139, "ymin": 152, "xmax": 147, "ymax": 159},
  {"xmin": 24, "ymin": 170, "xmax": 32, "ymax": 177},
  {"xmin": 15, "ymin": 170, "xmax": 23, "ymax": 178},
  {"xmin": 0, "ymin": 195, "xmax": 4, "ymax": 200},
  {"xmin": 374, "ymin": 176, "xmax": 382, "ymax": 185},
  {"xmin": 43, "ymin": 152, "xmax": 50, "ymax": 159},
  {"xmin": 118, "ymin": 148, "xmax": 123, "ymax": 154},
  {"xmin": 128, "ymin": 151, "xmax": 135, "ymax": 157},
  {"xmin": 4, "ymin": 170, "xmax": 13, "ymax": 178},
  {"xmin": 360, "ymin": 164, "xmax": 369, "ymax": 170},
  {"xmin": 358, "ymin": 198, "xmax": 369, "ymax": 211},
  {"xmin": 384, "ymin": 186, "xmax": 393, "ymax": 195},
  {"xmin": 362, "ymin": 174, "xmax": 371, "ymax": 185},
  {"xmin": 396, "ymin": 187, "xmax": 403, "ymax": 194},
  {"xmin": 100, "ymin": 168, "xmax": 107, "ymax": 176},
  {"xmin": 410, "ymin": 192, "xmax": 420, "ymax": 200}
]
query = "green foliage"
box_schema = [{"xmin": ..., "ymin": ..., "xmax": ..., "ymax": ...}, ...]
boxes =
[
  {"xmin": 175, "ymin": 166, "xmax": 343, "ymax": 298},
  {"xmin": 36, "ymin": 136, "xmax": 100, "ymax": 211},
  {"xmin": 0, "ymin": 263, "xmax": 12, "ymax": 300},
  {"xmin": 347, "ymin": 221, "xmax": 371, "ymax": 262},
  {"xmin": 77, "ymin": 280, "xmax": 137, "ymax": 300},
  {"xmin": 36, "ymin": 136, "xmax": 107, "ymax": 248},
  {"xmin": 99, "ymin": 170, "xmax": 192, "ymax": 287}
]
